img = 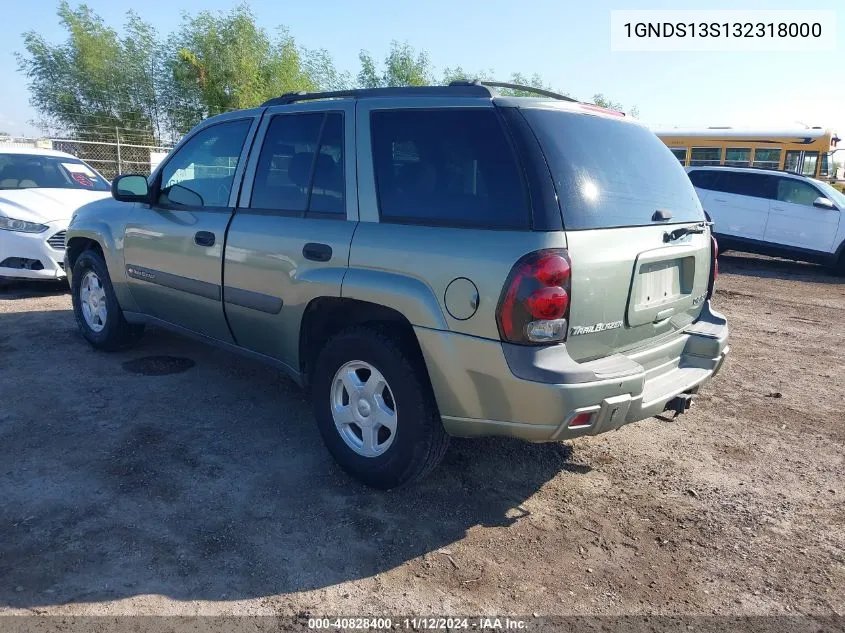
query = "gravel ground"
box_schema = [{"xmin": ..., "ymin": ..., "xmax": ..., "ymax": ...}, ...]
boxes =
[{"xmin": 0, "ymin": 252, "xmax": 843, "ymax": 617}]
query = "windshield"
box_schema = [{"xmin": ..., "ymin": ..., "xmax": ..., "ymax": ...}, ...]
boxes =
[
  {"xmin": 812, "ymin": 178, "xmax": 845, "ymax": 208},
  {"xmin": 522, "ymin": 108, "xmax": 705, "ymax": 229},
  {"xmin": 0, "ymin": 154, "xmax": 110, "ymax": 192}
]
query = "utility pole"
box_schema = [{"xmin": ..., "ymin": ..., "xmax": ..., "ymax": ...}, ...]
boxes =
[{"xmin": 115, "ymin": 126, "xmax": 122, "ymax": 176}]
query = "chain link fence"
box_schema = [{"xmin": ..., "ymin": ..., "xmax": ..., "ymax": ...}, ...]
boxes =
[{"xmin": 0, "ymin": 136, "xmax": 172, "ymax": 180}]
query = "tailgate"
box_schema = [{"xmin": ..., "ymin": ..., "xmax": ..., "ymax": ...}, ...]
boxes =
[
  {"xmin": 516, "ymin": 105, "xmax": 712, "ymax": 362},
  {"xmin": 564, "ymin": 224, "xmax": 711, "ymax": 362}
]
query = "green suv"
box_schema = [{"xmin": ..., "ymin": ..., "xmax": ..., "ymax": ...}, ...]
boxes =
[{"xmin": 65, "ymin": 82, "xmax": 729, "ymax": 488}]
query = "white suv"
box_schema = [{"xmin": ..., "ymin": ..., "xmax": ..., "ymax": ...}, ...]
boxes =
[{"xmin": 687, "ymin": 166, "xmax": 845, "ymax": 274}]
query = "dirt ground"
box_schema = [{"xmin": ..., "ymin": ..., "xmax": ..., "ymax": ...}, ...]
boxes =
[{"xmin": 0, "ymin": 252, "xmax": 843, "ymax": 618}]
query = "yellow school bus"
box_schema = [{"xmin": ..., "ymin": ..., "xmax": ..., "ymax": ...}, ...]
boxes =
[{"xmin": 652, "ymin": 127, "xmax": 840, "ymax": 180}]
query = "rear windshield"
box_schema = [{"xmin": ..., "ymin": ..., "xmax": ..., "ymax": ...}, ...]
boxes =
[
  {"xmin": 0, "ymin": 154, "xmax": 110, "ymax": 191},
  {"xmin": 522, "ymin": 109, "xmax": 705, "ymax": 229}
]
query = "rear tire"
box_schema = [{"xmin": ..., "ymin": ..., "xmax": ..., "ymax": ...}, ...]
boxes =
[
  {"xmin": 311, "ymin": 325, "xmax": 449, "ymax": 489},
  {"xmin": 71, "ymin": 249, "xmax": 144, "ymax": 350}
]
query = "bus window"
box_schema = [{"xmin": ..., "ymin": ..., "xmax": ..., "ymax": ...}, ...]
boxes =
[
  {"xmin": 784, "ymin": 150, "xmax": 801, "ymax": 173},
  {"xmin": 752, "ymin": 148, "xmax": 781, "ymax": 170},
  {"xmin": 690, "ymin": 147, "xmax": 722, "ymax": 166},
  {"xmin": 669, "ymin": 148, "xmax": 687, "ymax": 165},
  {"xmin": 819, "ymin": 153, "xmax": 830, "ymax": 177},
  {"xmin": 801, "ymin": 152, "xmax": 819, "ymax": 177},
  {"xmin": 725, "ymin": 148, "xmax": 751, "ymax": 167}
]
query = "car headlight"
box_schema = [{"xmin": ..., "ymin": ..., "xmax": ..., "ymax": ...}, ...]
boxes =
[{"xmin": 0, "ymin": 216, "xmax": 50, "ymax": 233}]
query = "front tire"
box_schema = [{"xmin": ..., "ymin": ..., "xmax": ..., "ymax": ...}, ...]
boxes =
[
  {"xmin": 71, "ymin": 249, "xmax": 144, "ymax": 350},
  {"xmin": 829, "ymin": 251, "xmax": 845, "ymax": 277},
  {"xmin": 311, "ymin": 326, "xmax": 449, "ymax": 489}
]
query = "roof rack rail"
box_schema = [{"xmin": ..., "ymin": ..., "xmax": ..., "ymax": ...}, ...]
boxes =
[
  {"xmin": 260, "ymin": 80, "xmax": 585, "ymax": 107},
  {"xmin": 451, "ymin": 80, "xmax": 579, "ymax": 103},
  {"xmin": 261, "ymin": 84, "xmax": 493, "ymax": 107},
  {"xmin": 689, "ymin": 164, "xmax": 812, "ymax": 177}
]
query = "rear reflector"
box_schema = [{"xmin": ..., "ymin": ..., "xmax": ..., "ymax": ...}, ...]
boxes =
[{"xmin": 567, "ymin": 412, "xmax": 595, "ymax": 429}]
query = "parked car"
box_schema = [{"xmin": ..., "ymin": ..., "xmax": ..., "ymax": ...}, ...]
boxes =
[
  {"xmin": 64, "ymin": 82, "xmax": 729, "ymax": 488},
  {"xmin": 0, "ymin": 147, "xmax": 111, "ymax": 284},
  {"xmin": 687, "ymin": 165, "xmax": 845, "ymax": 274}
]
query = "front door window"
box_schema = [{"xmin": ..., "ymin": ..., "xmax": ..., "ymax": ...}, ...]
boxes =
[{"xmin": 158, "ymin": 119, "xmax": 252, "ymax": 208}]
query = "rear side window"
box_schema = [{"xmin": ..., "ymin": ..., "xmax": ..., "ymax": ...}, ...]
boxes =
[
  {"xmin": 719, "ymin": 172, "xmax": 775, "ymax": 199},
  {"xmin": 669, "ymin": 148, "xmax": 687, "ymax": 165},
  {"xmin": 753, "ymin": 148, "xmax": 781, "ymax": 169},
  {"xmin": 250, "ymin": 112, "xmax": 345, "ymax": 216},
  {"xmin": 522, "ymin": 108, "xmax": 704, "ymax": 229},
  {"xmin": 690, "ymin": 147, "xmax": 722, "ymax": 166},
  {"xmin": 371, "ymin": 109, "xmax": 529, "ymax": 229},
  {"xmin": 724, "ymin": 148, "xmax": 751, "ymax": 167}
]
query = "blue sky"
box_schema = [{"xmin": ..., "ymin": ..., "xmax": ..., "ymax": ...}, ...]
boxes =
[{"xmin": 1, "ymin": 0, "xmax": 842, "ymax": 138}]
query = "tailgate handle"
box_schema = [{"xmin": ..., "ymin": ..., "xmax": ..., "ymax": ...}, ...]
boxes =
[{"xmin": 654, "ymin": 307, "xmax": 675, "ymax": 323}]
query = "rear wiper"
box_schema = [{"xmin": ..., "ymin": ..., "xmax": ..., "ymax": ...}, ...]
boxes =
[{"xmin": 663, "ymin": 223, "xmax": 707, "ymax": 243}]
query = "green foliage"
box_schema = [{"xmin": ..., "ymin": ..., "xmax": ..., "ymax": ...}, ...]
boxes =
[
  {"xmin": 17, "ymin": 4, "xmax": 637, "ymax": 141},
  {"xmin": 593, "ymin": 93, "xmax": 640, "ymax": 117},
  {"xmin": 16, "ymin": 1, "xmax": 163, "ymax": 142},
  {"xmin": 167, "ymin": 4, "xmax": 314, "ymax": 122},
  {"xmin": 358, "ymin": 41, "xmax": 435, "ymax": 88},
  {"xmin": 441, "ymin": 68, "xmax": 564, "ymax": 98}
]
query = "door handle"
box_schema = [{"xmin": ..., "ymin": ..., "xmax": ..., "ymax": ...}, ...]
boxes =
[
  {"xmin": 302, "ymin": 242, "xmax": 332, "ymax": 262},
  {"xmin": 194, "ymin": 231, "xmax": 215, "ymax": 247},
  {"xmin": 713, "ymin": 198, "xmax": 727, "ymax": 203}
]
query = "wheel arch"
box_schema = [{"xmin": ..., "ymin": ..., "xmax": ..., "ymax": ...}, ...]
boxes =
[
  {"xmin": 65, "ymin": 223, "xmax": 138, "ymax": 312},
  {"xmin": 298, "ymin": 297, "xmax": 428, "ymax": 389},
  {"xmin": 65, "ymin": 237, "xmax": 104, "ymax": 274}
]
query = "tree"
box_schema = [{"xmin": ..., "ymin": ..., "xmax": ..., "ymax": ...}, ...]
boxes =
[
  {"xmin": 303, "ymin": 48, "xmax": 352, "ymax": 92},
  {"xmin": 441, "ymin": 68, "xmax": 563, "ymax": 97},
  {"xmin": 166, "ymin": 4, "xmax": 316, "ymax": 132},
  {"xmin": 593, "ymin": 93, "xmax": 639, "ymax": 117},
  {"xmin": 357, "ymin": 41, "xmax": 435, "ymax": 88},
  {"xmin": 19, "ymin": 3, "xmax": 637, "ymax": 143},
  {"xmin": 17, "ymin": 2, "xmax": 163, "ymax": 143}
]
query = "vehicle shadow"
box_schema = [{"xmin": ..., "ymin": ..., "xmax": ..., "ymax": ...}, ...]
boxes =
[
  {"xmin": 718, "ymin": 252, "xmax": 843, "ymax": 284},
  {"xmin": 0, "ymin": 279, "xmax": 70, "ymax": 299},
  {"xmin": 0, "ymin": 310, "xmax": 587, "ymax": 608}
]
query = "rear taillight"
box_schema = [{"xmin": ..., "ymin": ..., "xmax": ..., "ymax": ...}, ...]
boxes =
[
  {"xmin": 497, "ymin": 249, "xmax": 571, "ymax": 345},
  {"xmin": 707, "ymin": 235, "xmax": 718, "ymax": 298}
]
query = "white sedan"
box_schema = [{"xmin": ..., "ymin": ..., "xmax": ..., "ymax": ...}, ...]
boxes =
[{"xmin": 0, "ymin": 147, "xmax": 112, "ymax": 283}]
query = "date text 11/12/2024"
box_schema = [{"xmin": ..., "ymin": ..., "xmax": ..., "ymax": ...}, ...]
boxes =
[{"xmin": 308, "ymin": 617, "xmax": 529, "ymax": 630}]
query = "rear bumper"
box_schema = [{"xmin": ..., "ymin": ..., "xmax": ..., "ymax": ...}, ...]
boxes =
[
  {"xmin": 0, "ymin": 221, "xmax": 67, "ymax": 281},
  {"xmin": 416, "ymin": 301, "xmax": 729, "ymax": 442}
]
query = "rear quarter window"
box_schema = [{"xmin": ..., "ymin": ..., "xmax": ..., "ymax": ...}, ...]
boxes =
[
  {"xmin": 370, "ymin": 108, "xmax": 529, "ymax": 229},
  {"xmin": 522, "ymin": 108, "xmax": 704, "ymax": 229}
]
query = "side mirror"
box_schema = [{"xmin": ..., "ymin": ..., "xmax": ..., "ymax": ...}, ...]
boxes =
[
  {"xmin": 813, "ymin": 196, "xmax": 836, "ymax": 210},
  {"xmin": 112, "ymin": 174, "xmax": 150, "ymax": 203}
]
